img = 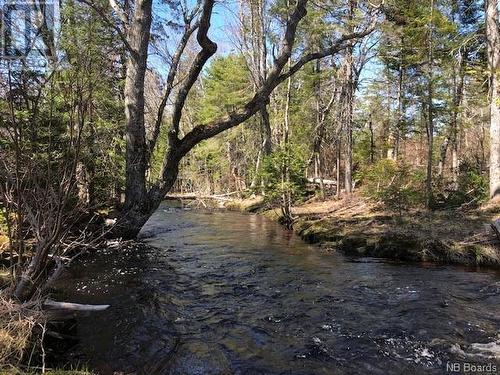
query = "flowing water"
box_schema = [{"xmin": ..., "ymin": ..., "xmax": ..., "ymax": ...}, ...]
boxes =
[{"xmin": 53, "ymin": 201, "xmax": 500, "ymax": 374}]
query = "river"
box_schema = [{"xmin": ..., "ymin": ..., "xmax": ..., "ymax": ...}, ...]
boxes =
[{"xmin": 52, "ymin": 201, "xmax": 500, "ymax": 374}]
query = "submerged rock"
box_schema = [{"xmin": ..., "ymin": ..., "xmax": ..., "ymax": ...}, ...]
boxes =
[{"xmin": 168, "ymin": 342, "xmax": 232, "ymax": 375}]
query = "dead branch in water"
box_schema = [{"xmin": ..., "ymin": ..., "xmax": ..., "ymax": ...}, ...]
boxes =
[{"xmin": 43, "ymin": 300, "xmax": 110, "ymax": 311}]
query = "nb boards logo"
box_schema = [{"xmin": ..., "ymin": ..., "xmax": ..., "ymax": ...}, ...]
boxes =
[
  {"xmin": 0, "ymin": 0, "xmax": 59, "ymax": 65},
  {"xmin": 446, "ymin": 362, "xmax": 497, "ymax": 374}
]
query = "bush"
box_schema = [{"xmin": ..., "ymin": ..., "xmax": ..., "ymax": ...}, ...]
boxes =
[
  {"xmin": 259, "ymin": 145, "xmax": 307, "ymax": 204},
  {"xmin": 358, "ymin": 159, "xmax": 425, "ymax": 214},
  {"xmin": 441, "ymin": 162, "xmax": 488, "ymax": 207}
]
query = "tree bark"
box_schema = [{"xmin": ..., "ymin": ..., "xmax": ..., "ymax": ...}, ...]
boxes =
[
  {"xmin": 486, "ymin": 0, "xmax": 500, "ymax": 200},
  {"xmin": 123, "ymin": 0, "xmax": 152, "ymax": 213},
  {"xmin": 451, "ymin": 51, "xmax": 465, "ymax": 187},
  {"xmin": 344, "ymin": 0, "xmax": 356, "ymax": 194},
  {"xmin": 425, "ymin": 0, "xmax": 435, "ymax": 208}
]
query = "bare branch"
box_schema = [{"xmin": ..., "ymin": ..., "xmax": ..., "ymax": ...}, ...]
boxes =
[
  {"xmin": 147, "ymin": 18, "xmax": 200, "ymax": 160},
  {"xmin": 171, "ymin": 0, "xmax": 309, "ymax": 160},
  {"xmin": 279, "ymin": 17, "xmax": 378, "ymax": 83},
  {"xmin": 168, "ymin": 0, "xmax": 217, "ymax": 146}
]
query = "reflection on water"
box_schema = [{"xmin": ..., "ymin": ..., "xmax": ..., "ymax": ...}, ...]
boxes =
[{"xmin": 53, "ymin": 201, "xmax": 500, "ymax": 374}]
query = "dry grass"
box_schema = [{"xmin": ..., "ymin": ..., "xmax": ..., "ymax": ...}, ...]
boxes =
[
  {"xmin": 0, "ymin": 293, "xmax": 43, "ymax": 367},
  {"xmin": 0, "ymin": 269, "xmax": 10, "ymax": 288},
  {"xmin": 292, "ymin": 194, "xmax": 381, "ymax": 217},
  {"xmin": 0, "ymin": 235, "xmax": 9, "ymax": 253}
]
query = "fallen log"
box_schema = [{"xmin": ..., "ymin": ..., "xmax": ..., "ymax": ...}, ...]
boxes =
[
  {"xmin": 44, "ymin": 300, "xmax": 110, "ymax": 311},
  {"xmin": 165, "ymin": 192, "xmax": 238, "ymax": 201}
]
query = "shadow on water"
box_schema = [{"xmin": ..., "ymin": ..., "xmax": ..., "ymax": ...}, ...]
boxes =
[{"xmin": 51, "ymin": 201, "xmax": 500, "ymax": 374}]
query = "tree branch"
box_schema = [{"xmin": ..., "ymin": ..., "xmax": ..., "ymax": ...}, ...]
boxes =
[
  {"xmin": 109, "ymin": 0, "xmax": 128, "ymax": 27},
  {"xmin": 278, "ymin": 18, "xmax": 377, "ymax": 83},
  {"xmin": 168, "ymin": 0, "xmax": 217, "ymax": 147},
  {"xmin": 147, "ymin": 18, "xmax": 200, "ymax": 161},
  {"xmin": 173, "ymin": 0, "xmax": 309, "ymax": 159},
  {"xmin": 155, "ymin": 0, "xmax": 378, "ymax": 198}
]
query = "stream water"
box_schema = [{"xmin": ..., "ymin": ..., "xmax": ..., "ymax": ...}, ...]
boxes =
[{"xmin": 53, "ymin": 201, "xmax": 500, "ymax": 374}]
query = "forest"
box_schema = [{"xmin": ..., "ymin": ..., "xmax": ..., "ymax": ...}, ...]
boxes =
[{"xmin": 0, "ymin": 0, "xmax": 499, "ymax": 373}]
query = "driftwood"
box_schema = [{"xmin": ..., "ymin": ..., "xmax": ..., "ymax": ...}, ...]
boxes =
[
  {"xmin": 307, "ymin": 178, "xmax": 337, "ymax": 186},
  {"xmin": 44, "ymin": 300, "xmax": 110, "ymax": 311}
]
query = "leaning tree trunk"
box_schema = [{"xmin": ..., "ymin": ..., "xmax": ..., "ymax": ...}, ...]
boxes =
[
  {"xmin": 486, "ymin": 0, "xmax": 500, "ymax": 200},
  {"xmin": 111, "ymin": 0, "xmax": 372, "ymax": 238}
]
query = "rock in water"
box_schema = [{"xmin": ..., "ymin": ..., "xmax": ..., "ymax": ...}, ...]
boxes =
[{"xmin": 168, "ymin": 342, "xmax": 232, "ymax": 375}]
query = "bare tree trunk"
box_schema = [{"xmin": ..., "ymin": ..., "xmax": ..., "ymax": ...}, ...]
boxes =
[
  {"xmin": 395, "ymin": 43, "xmax": 405, "ymax": 160},
  {"xmin": 486, "ymin": 0, "xmax": 500, "ymax": 200},
  {"xmin": 368, "ymin": 115, "xmax": 375, "ymax": 163},
  {"xmin": 260, "ymin": 107, "xmax": 272, "ymax": 154},
  {"xmin": 241, "ymin": 0, "xmax": 272, "ymax": 156},
  {"xmin": 437, "ymin": 137, "xmax": 449, "ymax": 178},
  {"xmin": 123, "ymin": 0, "xmax": 152, "ymax": 213},
  {"xmin": 385, "ymin": 65, "xmax": 395, "ymax": 160},
  {"xmin": 344, "ymin": 0, "xmax": 356, "ymax": 194},
  {"xmin": 425, "ymin": 0, "xmax": 435, "ymax": 208},
  {"xmin": 313, "ymin": 59, "xmax": 324, "ymax": 196},
  {"xmin": 336, "ymin": 139, "xmax": 341, "ymax": 198},
  {"xmin": 281, "ymin": 57, "xmax": 293, "ymax": 226},
  {"xmin": 450, "ymin": 52, "xmax": 465, "ymax": 188},
  {"xmin": 256, "ymin": 0, "xmax": 272, "ymax": 155}
]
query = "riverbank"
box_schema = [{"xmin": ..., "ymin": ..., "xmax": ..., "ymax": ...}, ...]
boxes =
[{"xmin": 225, "ymin": 194, "xmax": 500, "ymax": 268}]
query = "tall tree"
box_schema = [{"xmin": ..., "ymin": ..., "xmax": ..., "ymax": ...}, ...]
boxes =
[
  {"xmin": 344, "ymin": 0, "xmax": 356, "ymax": 194},
  {"xmin": 485, "ymin": 0, "xmax": 500, "ymax": 200},
  {"xmin": 425, "ymin": 0, "xmax": 435, "ymax": 208}
]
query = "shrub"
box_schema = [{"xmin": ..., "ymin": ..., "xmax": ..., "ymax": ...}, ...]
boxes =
[
  {"xmin": 358, "ymin": 159, "xmax": 425, "ymax": 214},
  {"xmin": 259, "ymin": 145, "xmax": 307, "ymax": 204},
  {"xmin": 442, "ymin": 162, "xmax": 488, "ymax": 207}
]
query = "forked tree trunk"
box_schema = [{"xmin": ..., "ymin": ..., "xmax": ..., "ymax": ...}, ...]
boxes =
[{"xmin": 111, "ymin": 0, "xmax": 372, "ymax": 237}]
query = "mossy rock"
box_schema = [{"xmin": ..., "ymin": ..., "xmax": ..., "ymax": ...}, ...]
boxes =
[
  {"xmin": 296, "ymin": 221, "xmax": 343, "ymax": 243},
  {"xmin": 363, "ymin": 233, "xmax": 422, "ymax": 261},
  {"xmin": 338, "ymin": 235, "xmax": 369, "ymax": 254}
]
